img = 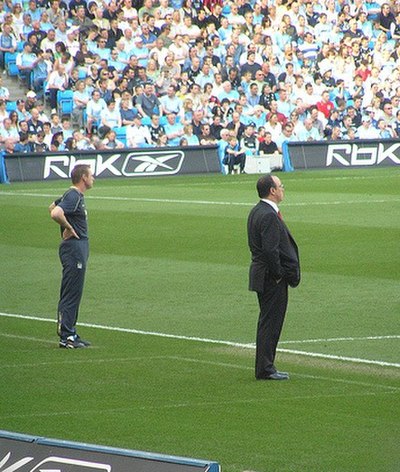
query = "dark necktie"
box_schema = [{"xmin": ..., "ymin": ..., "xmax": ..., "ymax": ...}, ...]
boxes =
[{"xmin": 278, "ymin": 210, "xmax": 283, "ymax": 220}]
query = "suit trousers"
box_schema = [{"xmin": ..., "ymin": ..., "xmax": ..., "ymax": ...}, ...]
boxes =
[
  {"xmin": 255, "ymin": 279, "xmax": 288, "ymax": 379},
  {"xmin": 57, "ymin": 239, "xmax": 89, "ymax": 339}
]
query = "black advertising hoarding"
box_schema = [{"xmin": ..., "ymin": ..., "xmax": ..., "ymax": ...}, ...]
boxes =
[
  {"xmin": 4, "ymin": 146, "xmax": 220, "ymax": 182},
  {"xmin": 0, "ymin": 431, "xmax": 221, "ymax": 472},
  {"xmin": 288, "ymin": 139, "xmax": 400, "ymax": 169}
]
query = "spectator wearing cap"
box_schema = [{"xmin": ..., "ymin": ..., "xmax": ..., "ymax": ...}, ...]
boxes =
[
  {"xmin": 125, "ymin": 114, "xmax": 152, "ymax": 148},
  {"xmin": 25, "ymin": 90, "xmax": 38, "ymax": 112},
  {"xmin": 65, "ymin": 26, "xmax": 80, "ymax": 57},
  {"xmin": 16, "ymin": 99, "xmax": 30, "ymax": 122},
  {"xmin": 357, "ymin": 114, "xmax": 379, "ymax": 139},
  {"xmin": 321, "ymin": 64, "xmax": 336, "ymax": 91},
  {"xmin": 32, "ymin": 131, "xmax": 49, "ymax": 152},
  {"xmin": 130, "ymin": 36, "xmax": 149, "ymax": 68}
]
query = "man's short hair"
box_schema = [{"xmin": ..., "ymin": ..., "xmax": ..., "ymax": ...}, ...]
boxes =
[
  {"xmin": 256, "ymin": 174, "xmax": 276, "ymax": 199},
  {"xmin": 71, "ymin": 164, "xmax": 91, "ymax": 184}
]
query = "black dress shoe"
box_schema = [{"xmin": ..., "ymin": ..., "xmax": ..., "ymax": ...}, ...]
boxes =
[
  {"xmin": 267, "ymin": 371, "xmax": 289, "ymax": 380},
  {"xmin": 256, "ymin": 371, "xmax": 290, "ymax": 380}
]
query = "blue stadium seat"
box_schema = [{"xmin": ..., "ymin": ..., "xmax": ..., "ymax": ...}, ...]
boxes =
[
  {"xmin": 4, "ymin": 52, "xmax": 17, "ymax": 76},
  {"xmin": 141, "ymin": 115, "xmax": 151, "ymax": 126},
  {"xmin": 57, "ymin": 90, "xmax": 74, "ymax": 115},
  {"xmin": 6, "ymin": 101, "xmax": 16, "ymax": 112},
  {"xmin": 114, "ymin": 126, "xmax": 127, "ymax": 145},
  {"xmin": 6, "ymin": 62, "xmax": 19, "ymax": 77}
]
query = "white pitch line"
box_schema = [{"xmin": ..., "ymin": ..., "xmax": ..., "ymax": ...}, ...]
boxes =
[
  {"xmin": 1, "ymin": 312, "xmax": 399, "ymax": 368},
  {"xmin": 280, "ymin": 335, "xmax": 400, "ymax": 344},
  {"xmin": 0, "ymin": 190, "xmax": 399, "ymax": 208}
]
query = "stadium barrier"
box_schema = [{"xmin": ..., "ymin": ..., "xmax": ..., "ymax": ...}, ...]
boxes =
[
  {"xmin": 3, "ymin": 139, "xmax": 399, "ymax": 184},
  {"xmin": 3, "ymin": 145, "xmax": 221, "ymax": 182},
  {"xmin": 288, "ymin": 138, "xmax": 400, "ymax": 169},
  {"xmin": 0, "ymin": 430, "xmax": 221, "ymax": 472}
]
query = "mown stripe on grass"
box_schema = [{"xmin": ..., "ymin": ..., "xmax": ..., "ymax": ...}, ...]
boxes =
[
  {"xmin": 0, "ymin": 191, "xmax": 399, "ymax": 207},
  {"xmin": 1, "ymin": 312, "xmax": 399, "ymax": 369}
]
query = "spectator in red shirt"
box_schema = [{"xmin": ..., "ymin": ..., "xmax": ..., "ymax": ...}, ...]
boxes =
[{"xmin": 316, "ymin": 90, "xmax": 335, "ymax": 119}]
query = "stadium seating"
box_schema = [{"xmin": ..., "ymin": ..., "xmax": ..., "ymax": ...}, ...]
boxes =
[
  {"xmin": 57, "ymin": 90, "xmax": 74, "ymax": 115},
  {"xmin": 114, "ymin": 126, "xmax": 127, "ymax": 145}
]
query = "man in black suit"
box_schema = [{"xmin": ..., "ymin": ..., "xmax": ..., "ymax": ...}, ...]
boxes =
[{"xmin": 247, "ymin": 174, "xmax": 300, "ymax": 380}]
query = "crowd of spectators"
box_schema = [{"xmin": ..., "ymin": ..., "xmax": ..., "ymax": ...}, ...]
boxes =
[{"xmin": 1, "ymin": 0, "xmax": 400, "ymax": 171}]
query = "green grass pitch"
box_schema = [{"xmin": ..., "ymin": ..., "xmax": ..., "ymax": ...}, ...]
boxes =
[{"xmin": 0, "ymin": 167, "xmax": 399, "ymax": 472}]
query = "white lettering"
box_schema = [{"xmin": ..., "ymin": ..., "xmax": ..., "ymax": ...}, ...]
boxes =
[
  {"xmin": 326, "ymin": 144, "xmax": 351, "ymax": 166},
  {"xmin": 351, "ymin": 146, "xmax": 377, "ymax": 166},
  {"xmin": 43, "ymin": 156, "xmax": 70, "ymax": 179},
  {"xmin": 96, "ymin": 154, "xmax": 122, "ymax": 176},
  {"xmin": 377, "ymin": 143, "xmax": 400, "ymax": 164}
]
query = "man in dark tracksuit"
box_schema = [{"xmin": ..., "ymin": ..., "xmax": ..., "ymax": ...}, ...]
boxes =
[
  {"xmin": 49, "ymin": 164, "xmax": 94, "ymax": 349},
  {"xmin": 247, "ymin": 174, "xmax": 300, "ymax": 380}
]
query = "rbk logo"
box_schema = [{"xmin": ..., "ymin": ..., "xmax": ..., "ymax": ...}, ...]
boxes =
[
  {"xmin": 0, "ymin": 452, "xmax": 112, "ymax": 471},
  {"xmin": 44, "ymin": 151, "xmax": 185, "ymax": 179},
  {"xmin": 122, "ymin": 151, "xmax": 185, "ymax": 176}
]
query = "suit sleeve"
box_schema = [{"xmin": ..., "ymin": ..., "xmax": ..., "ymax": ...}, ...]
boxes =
[{"xmin": 260, "ymin": 212, "xmax": 284, "ymax": 280}]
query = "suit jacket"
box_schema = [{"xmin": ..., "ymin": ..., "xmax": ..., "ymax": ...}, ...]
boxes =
[{"xmin": 248, "ymin": 200, "xmax": 300, "ymax": 293}]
